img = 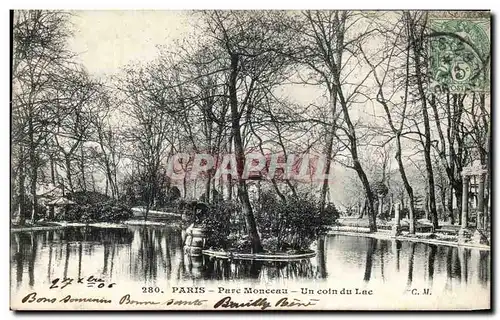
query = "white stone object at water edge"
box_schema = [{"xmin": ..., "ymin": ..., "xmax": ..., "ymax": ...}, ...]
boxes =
[
  {"xmin": 184, "ymin": 225, "xmax": 207, "ymax": 256},
  {"xmin": 391, "ymin": 204, "xmax": 402, "ymax": 237}
]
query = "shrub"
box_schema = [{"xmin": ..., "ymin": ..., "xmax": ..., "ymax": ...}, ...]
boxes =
[
  {"xmin": 68, "ymin": 191, "xmax": 111, "ymax": 205},
  {"xmin": 189, "ymin": 192, "xmax": 339, "ymax": 253},
  {"xmin": 231, "ymin": 236, "xmax": 253, "ymax": 253},
  {"xmin": 323, "ymin": 203, "xmax": 341, "ymax": 225},
  {"xmin": 62, "ymin": 191, "xmax": 133, "ymax": 223},
  {"xmin": 201, "ymin": 200, "xmax": 241, "ymax": 250},
  {"xmin": 256, "ymin": 192, "xmax": 339, "ymax": 252},
  {"xmin": 262, "ymin": 236, "xmax": 290, "ymax": 253},
  {"xmin": 167, "ymin": 186, "xmax": 181, "ymax": 202}
]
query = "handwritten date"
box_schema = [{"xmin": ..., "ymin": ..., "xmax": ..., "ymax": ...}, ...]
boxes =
[{"xmin": 50, "ymin": 275, "xmax": 116, "ymax": 289}]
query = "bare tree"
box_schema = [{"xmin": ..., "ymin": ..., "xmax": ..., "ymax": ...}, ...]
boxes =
[
  {"xmin": 52, "ymin": 68, "xmax": 99, "ymax": 194},
  {"xmin": 12, "ymin": 10, "xmax": 76, "ymax": 223},
  {"xmin": 405, "ymin": 11, "xmax": 439, "ymax": 230},
  {"xmin": 199, "ymin": 10, "xmax": 296, "ymax": 251},
  {"xmin": 88, "ymin": 85, "xmax": 122, "ymax": 199},
  {"xmin": 119, "ymin": 61, "xmax": 179, "ymax": 219},
  {"xmin": 360, "ymin": 14, "xmax": 418, "ymax": 233},
  {"xmin": 290, "ymin": 11, "xmax": 379, "ymax": 231},
  {"xmin": 170, "ymin": 45, "xmax": 231, "ymax": 203}
]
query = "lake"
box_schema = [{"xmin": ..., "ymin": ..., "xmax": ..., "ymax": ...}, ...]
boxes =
[{"xmin": 10, "ymin": 225, "xmax": 490, "ymax": 306}]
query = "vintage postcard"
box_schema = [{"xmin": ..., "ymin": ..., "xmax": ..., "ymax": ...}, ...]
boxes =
[{"xmin": 10, "ymin": 10, "xmax": 491, "ymax": 311}]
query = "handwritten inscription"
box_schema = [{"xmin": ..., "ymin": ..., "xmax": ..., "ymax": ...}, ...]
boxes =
[
  {"xmin": 20, "ymin": 285, "xmax": 336, "ymax": 310},
  {"xmin": 213, "ymin": 296, "xmax": 318, "ymax": 310},
  {"xmin": 119, "ymin": 294, "xmax": 161, "ymax": 305},
  {"xmin": 49, "ymin": 275, "xmax": 116, "ymax": 290},
  {"xmin": 119, "ymin": 294, "xmax": 207, "ymax": 306},
  {"xmin": 22, "ymin": 292, "xmax": 112, "ymax": 304},
  {"xmin": 21, "ymin": 292, "xmax": 207, "ymax": 307}
]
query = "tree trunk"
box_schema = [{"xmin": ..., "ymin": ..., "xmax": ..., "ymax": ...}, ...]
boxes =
[
  {"xmin": 440, "ymin": 185, "xmax": 446, "ymax": 222},
  {"xmin": 211, "ymin": 171, "xmax": 216, "ymax": 203},
  {"xmin": 229, "ymin": 53, "xmax": 262, "ymax": 253},
  {"xmin": 227, "ymin": 135, "xmax": 233, "ymax": 201},
  {"xmin": 423, "ymin": 157, "xmax": 439, "ymax": 228},
  {"xmin": 430, "ymin": 92, "xmax": 460, "ymax": 226},
  {"xmin": 320, "ymin": 134, "xmax": 334, "ymax": 214},
  {"xmin": 144, "ymin": 184, "xmax": 151, "ymax": 222},
  {"xmin": 333, "ymin": 58, "xmax": 376, "ymax": 230},
  {"xmin": 105, "ymin": 178, "xmax": 109, "ymax": 197},
  {"xmin": 358, "ymin": 199, "xmax": 366, "ymax": 219},
  {"xmin": 99, "ymin": 135, "xmax": 116, "ymax": 199},
  {"xmin": 18, "ymin": 149, "xmax": 26, "ymax": 225},
  {"xmin": 65, "ymin": 155, "xmax": 74, "ymax": 193},
  {"xmin": 79, "ymin": 144, "xmax": 86, "ymax": 191},
  {"xmin": 333, "ymin": 73, "xmax": 376, "ymax": 230},
  {"xmin": 50, "ymin": 154, "xmax": 56, "ymax": 186},
  {"xmin": 30, "ymin": 154, "xmax": 38, "ymax": 224},
  {"xmin": 28, "ymin": 117, "xmax": 38, "ymax": 224},
  {"xmin": 320, "ymin": 90, "xmax": 337, "ymax": 214},
  {"xmin": 408, "ymin": 12, "xmax": 439, "ymax": 230},
  {"xmin": 447, "ymin": 185, "xmax": 455, "ymax": 224},
  {"xmin": 112, "ymin": 158, "xmax": 119, "ymax": 198},
  {"xmin": 354, "ymin": 162, "xmax": 377, "ymax": 232},
  {"xmin": 395, "ymin": 135, "xmax": 416, "ymax": 234},
  {"xmin": 455, "ymin": 185, "xmax": 463, "ymax": 226},
  {"xmin": 389, "ymin": 195, "xmax": 394, "ymax": 218},
  {"xmin": 182, "ymin": 174, "xmax": 187, "ymax": 199},
  {"xmin": 424, "ymin": 192, "xmax": 430, "ymax": 221},
  {"xmin": 204, "ymin": 170, "xmax": 211, "ymax": 204}
]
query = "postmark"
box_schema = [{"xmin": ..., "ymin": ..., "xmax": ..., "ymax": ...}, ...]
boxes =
[{"xmin": 429, "ymin": 17, "xmax": 490, "ymax": 93}]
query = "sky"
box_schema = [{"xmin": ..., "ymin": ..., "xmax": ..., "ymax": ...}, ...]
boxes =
[
  {"xmin": 62, "ymin": 10, "xmax": 385, "ymax": 209},
  {"xmin": 61, "ymin": 10, "xmax": 465, "ymax": 210},
  {"xmin": 67, "ymin": 10, "xmax": 192, "ymax": 75}
]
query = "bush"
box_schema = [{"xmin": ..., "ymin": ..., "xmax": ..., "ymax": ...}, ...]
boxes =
[
  {"xmin": 231, "ymin": 236, "xmax": 253, "ymax": 253},
  {"xmin": 61, "ymin": 191, "xmax": 133, "ymax": 223},
  {"xmin": 68, "ymin": 191, "xmax": 111, "ymax": 205},
  {"xmin": 188, "ymin": 192, "xmax": 339, "ymax": 253},
  {"xmin": 64, "ymin": 201, "xmax": 133, "ymax": 223},
  {"xmin": 256, "ymin": 192, "xmax": 339, "ymax": 252},
  {"xmin": 262, "ymin": 236, "xmax": 290, "ymax": 253},
  {"xmin": 201, "ymin": 200, "xmax": 240, "ymax": 250}
]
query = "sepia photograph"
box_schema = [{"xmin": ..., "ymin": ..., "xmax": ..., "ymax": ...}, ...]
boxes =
[{"xmin": 9, "ymin": 9, "xmax": 491, "ymax": 311}]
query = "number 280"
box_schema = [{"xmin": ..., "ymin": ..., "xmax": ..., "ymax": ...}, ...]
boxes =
[{"xmin": 142, "ymin": 287, "xmax": 163, "ymax": 293}]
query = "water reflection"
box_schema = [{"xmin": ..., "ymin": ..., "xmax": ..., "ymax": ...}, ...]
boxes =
[
  {"xmin": 392, "ymin": 240, "xmax": 402, "ymax": 272},
  {"xmin": 428, "ymin": 244, "xmax": 437, "ymax": 284},
  {"xmin": 407, "ymin": 242, "xmax": 416, "ymax": 288},
  {"xmin": 11, "ymin": 228, "xmax": 490, "ymax": 296},
  {"xmin": 363, "ymin": 238, "xmax": 377, "ymax": 282},
  {"xmin": 316, "ymin": 236, "xmax": 327, "ymax": 279}
]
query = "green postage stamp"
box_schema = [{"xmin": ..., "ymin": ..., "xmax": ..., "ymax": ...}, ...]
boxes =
[{"xmin": 429, "ymin": 15, "xmax": 491, "ymax": 93}]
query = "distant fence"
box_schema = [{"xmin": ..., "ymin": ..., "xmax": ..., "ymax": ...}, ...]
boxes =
[{"xmin": 131, "ymin": 207, "xmax": 182, "ymax": 221}]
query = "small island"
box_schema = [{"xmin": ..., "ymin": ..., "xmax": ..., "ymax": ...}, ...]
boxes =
[{"xmin": 179, "ymin": 194, "xmax": 339, "ymax": 260}]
